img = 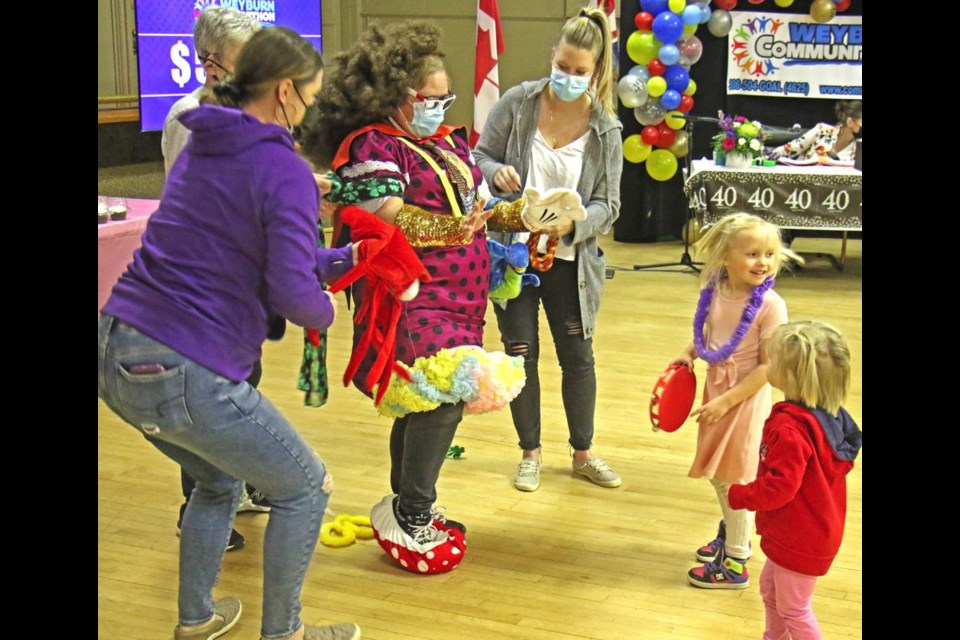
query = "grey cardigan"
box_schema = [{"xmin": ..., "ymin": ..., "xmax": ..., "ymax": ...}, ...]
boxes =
[{"xmin": 474, "ymin": 78, "xmax": 623, "ymax": 338}]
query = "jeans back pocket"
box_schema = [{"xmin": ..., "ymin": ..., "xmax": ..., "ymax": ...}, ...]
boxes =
[{"xmin": 113, "ymin": 363, "xmax": 193, "ymax": 436}]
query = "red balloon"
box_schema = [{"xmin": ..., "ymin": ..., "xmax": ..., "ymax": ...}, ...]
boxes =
[
  {"xmin": 714, "ymin": 0, "xmax": 738, "ymax": 10},
  {"xmin": 655, "ymin": 122, "xmax": 676, "ymax": 148},
  {"xmin": 747, "ymin": 0, "xmax": 764, "ymax": 4},
  {"xmin": 678, "ymin": 94, "xmax": 695, "ymax": 113},
  {"xmin": 648, "ymin": 59, "xmax": 666, "ymax": 77},
  {"xmin": 641, "ymin": 126, "xmax": 661, "ymax": 146},
  {"xmin": 835, "ymin": 0, "xmax": 851, "ymax": 10},
  {"xmin": 634, "ymin": 11, "xmax": 654, "ymax": 31}
]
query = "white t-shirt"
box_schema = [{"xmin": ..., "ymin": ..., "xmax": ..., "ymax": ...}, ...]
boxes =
[
  {"xmin": 518, "ymin": 129, "xmax": 589, "ymax": 261},
  {"xmin": 161, "ymin": 87, "xmax": 206, "ymax": 175}
]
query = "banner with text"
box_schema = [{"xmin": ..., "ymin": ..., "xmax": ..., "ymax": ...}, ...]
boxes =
[
  {"xmin": 685, "ymin": 166, "xmax": 862, "ymax": 230},
  {"xmin": 135, "ymin": 0, "xmax": 322, "ymax": 131},
  {"xmin": 725, "ymin": 11, "xmax": 861, "ymax": 100}
]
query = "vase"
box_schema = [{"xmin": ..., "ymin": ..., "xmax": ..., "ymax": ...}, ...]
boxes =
[{"xmin": 724, "ymin": 152, "xmax": 753, "ymax": 169}]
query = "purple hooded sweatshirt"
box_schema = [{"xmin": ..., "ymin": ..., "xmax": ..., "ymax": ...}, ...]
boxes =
[{"xmin": 103, "ymin": 105, "xmax": 350, "ymax": 381}]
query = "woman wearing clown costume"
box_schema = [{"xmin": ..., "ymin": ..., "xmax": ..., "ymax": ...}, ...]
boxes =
[{"xmin": 305, "ymin": 20, "xmax": 575, "ymax": 574}]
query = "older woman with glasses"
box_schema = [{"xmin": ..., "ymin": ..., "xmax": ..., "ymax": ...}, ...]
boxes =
[
  {"xmin": 305, "ymin": 21, "xmax": 528, "ymax": 574},
  {"xmin": 162, "ymin": 6, "xmax": 260, "ymax": 174}
]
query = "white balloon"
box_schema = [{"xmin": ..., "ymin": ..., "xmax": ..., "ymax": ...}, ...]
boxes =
[
  {"xmin": 626, "ymin": 64, "xmax": 651, "ymax": 84},
  {"xmin": 634, "ymin": 101, "xmax": 667, "ymax": 126},
  {"xmin": 708, "ymin": 10, "xmax": 733, "ymax": 38},
  {"xmin": 618, "ymin": 74, "xmax": 650, "ymax": 109}
]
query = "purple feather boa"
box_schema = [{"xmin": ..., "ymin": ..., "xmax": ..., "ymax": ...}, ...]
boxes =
[{"xmin": 694, "ymin": 278, "xmax": 775, "ymax": 364}]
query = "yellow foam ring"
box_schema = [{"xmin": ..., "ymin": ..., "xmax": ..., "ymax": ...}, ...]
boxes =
[{"xmin": 320, "ymin": 514, "xmax": 375, "ymax": 548}]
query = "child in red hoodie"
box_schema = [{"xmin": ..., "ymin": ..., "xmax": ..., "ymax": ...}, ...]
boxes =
[{"xmin": 728, "ymin": 321, "xmax": 862, "ymax": 640}]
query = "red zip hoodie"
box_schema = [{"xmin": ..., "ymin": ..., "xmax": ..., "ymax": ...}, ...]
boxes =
[{"xmin": 728, "ymin": 402, "xmax": 862, "ymax": 576}]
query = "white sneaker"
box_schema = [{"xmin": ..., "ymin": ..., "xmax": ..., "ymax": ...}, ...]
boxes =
[
  {"xmin": 514, "ymin": 457, "xmax": 542, "ymax": 492},
  {"xmin": 572, "ymin": 456, "xmax": 622, "ymax": 488},
  {"xmin": 237, "ymin": 486, "xmax": 271, "ymax": 513}
]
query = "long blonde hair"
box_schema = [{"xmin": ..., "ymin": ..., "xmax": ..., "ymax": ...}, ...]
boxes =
[
  {"xmin": 767, "ymin": 321, "xmax": 851, "ymax": 414},
  {"xmin": 558, "ymin": 8, "xmax": 615, "ymax": 117},
  {"xmin": 694, "ymin": 213, "xmax": 788, "ymax": 288}
]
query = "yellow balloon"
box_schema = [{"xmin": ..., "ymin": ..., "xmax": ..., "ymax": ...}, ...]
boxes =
[
  {"xmin": 665, "ymin": 111, "xmax": 687, "ymax": 130},
  {"xmin": 810, "ymin": 0, "xmax": 836, "ymax": 23},
  {"xmin": 623, "ymin": 134, "xmax": 653, "ymax": 164},
  {"xmin": 647, "ymin": 76, "xmax": 667, "ymax": 98},
  {"xmin": 682, "ymin": 23, "xmax": 698, "ymax": 38},
  {"xmin": 669, "ymin": 0, "xmax": 687, "ymax": 14},
  {"xmin": 627, "ymin": 31, "xmax": 658, "ymax": 65},
  {"xmin": 668, "ymin": 130, "xmax": 689, "ymax": 158},
  {"xmin": 681, "ymin": 218, "xmax": 702, "ymax": 244},
  {"xmin": 683, "ymin": 78, "xmax": 697, "ymax": 96},
  {"xmin": 646, "ymin": 149, "xmax": 679, "ymax": 182},
  {"xmin": 774, "ymin": 0, "xmax": 794, "ymax": 7}
]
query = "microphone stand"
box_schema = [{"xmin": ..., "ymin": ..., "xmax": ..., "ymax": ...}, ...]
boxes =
[{"xmin": 632, "ymin": 115, "xmax": 717, "ymax": 273}]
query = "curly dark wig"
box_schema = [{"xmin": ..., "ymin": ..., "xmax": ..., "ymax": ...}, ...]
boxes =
[{"xmin": 301, "ymin": 21, "xmax": 445, "ymax": 168}]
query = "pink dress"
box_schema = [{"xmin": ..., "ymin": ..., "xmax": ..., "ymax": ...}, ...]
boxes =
[{"xmin": 688, "ymin": 288, "xmax": 788, "ymax": 484}]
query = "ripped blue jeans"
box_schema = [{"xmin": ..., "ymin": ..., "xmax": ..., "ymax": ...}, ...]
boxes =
[{"xmin": 98, "ymin": 315, "xmax": 329, "ymax": 639}]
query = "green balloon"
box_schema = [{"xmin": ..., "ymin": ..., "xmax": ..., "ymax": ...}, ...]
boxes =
[{"xmin": 646, "ymin": 149, "xmax": 679, "ymax": 181}]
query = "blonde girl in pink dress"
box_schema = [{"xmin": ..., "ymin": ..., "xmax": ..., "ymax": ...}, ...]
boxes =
[{"xmin": 673, "ymin": 213, "xmax": 790, "ymax": 590}]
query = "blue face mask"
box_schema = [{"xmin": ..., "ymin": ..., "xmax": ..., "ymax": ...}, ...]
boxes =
[
  {"xmin": 408, "ymin": 101, "xmax": 446, "ymax": 138},
  {"xmin": 550, "ymin": 67, "xmax": 591, "ymax": 102}
]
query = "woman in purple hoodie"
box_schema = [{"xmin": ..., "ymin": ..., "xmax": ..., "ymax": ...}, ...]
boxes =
[{"xmin": 98, "ymin": 27, "xmax": 360, "ymax": 640}]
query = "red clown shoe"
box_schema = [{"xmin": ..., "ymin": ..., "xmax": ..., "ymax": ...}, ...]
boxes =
[{"xmin": 369, "ymin": 494, "xmax": 466, "ymax": 574}]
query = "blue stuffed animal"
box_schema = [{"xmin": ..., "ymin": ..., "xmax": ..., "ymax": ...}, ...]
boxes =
[{"xmin": 487, "ymin": 238, "xmax": 540, "ymax": 305}]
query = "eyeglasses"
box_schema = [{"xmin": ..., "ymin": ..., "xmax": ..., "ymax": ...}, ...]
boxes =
[
  {"xmin": 407, "ymin": 88, "xmax": 456, "ymax": 112},
  {"xmin": 200, "ymin": 53, "xmax": 231, "ymax": 76}
]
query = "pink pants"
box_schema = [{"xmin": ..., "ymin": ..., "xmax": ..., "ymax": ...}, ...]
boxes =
[{"xmin": 760, "ymin": 558, "xmax": 822, "ymax": 640}]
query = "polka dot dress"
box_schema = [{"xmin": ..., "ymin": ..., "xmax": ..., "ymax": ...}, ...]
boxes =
[{"xmin": 340, "ymin": 129, "xmax": 491, "ymax": 388}]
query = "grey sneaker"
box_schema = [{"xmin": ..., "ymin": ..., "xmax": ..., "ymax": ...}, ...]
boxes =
[
  {"xmin": 303, "ymin": 622, "xmax": 362, "ymax": 640},
  {"xmin": 572, "ymin": 456, "xmax": 622, "ymax": 488},
  {"xmin": 174, "ymin": 597, "xmax": 242, "ymax": 640},
  {"xmin": 514, "ymin": 457, "xmax": 542, "ymax": 492}
]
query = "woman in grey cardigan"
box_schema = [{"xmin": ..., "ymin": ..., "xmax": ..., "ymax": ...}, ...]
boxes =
[{"xmin": 474, "ymin": 8, "xmax": 623, "ymax": 492}]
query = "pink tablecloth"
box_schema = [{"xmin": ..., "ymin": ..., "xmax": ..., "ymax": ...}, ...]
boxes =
[{"xmin": 98, "ymin": 198, "xmax": 159, "ymax": 313}]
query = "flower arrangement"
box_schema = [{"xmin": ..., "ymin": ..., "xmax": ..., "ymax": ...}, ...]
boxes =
[{"xmin": 712, "ymin": 112, "xmax": 767, "ymax": 165}]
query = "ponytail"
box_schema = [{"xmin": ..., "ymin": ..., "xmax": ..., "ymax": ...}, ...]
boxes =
[
  {"xmin": 210, "ymin": 80, "xmax": 251, "ymax": 108},
  {"xmin": 559, "ymin": 8, "xmax": 616, "ymax": 117}
]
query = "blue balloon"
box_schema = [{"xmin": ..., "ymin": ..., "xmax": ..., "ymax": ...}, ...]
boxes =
[
  {"xmin": 640, "ymin": 0, "xmax": 670, "ymax": 15},
  {"xmin": 652, "ymin": 12, "xmax": 684, "ymax": 44},
  {"xmin": 682, "ymin": 6, "xmax": 702, "ymax": 25},
  {"xmin": 661, "ymin": 90, "xmax": 682, "ymax": 110},
  {"xmin": 663, "ymin": 65, "xmax": 690, "ymax": 92},
  {"xmin": 699, "ymin": 7, "xmax": 712, "ymax": 24},
  {"xmin": 659, "ymin": 44, "xmax": 680, "ymax": 66}
]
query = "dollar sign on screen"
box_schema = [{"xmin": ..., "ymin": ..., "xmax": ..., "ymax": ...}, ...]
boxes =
[{"xmin": 170, "ymin": 40, "xmax": 192, "ymax": 88}]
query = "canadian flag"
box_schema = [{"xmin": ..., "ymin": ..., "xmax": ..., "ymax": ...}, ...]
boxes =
[{"xmin": 470, "ymin": 0, "xmax": 504, "ymax": 148}]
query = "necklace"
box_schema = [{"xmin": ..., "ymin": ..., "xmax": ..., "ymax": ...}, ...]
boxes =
[
  {"xmin": 693, "ymin": 278, "xmax": 775, "ymax": 364},
  {"xmin": 544, "ymin": 97, "xmax": 559, "ymax": 148}
]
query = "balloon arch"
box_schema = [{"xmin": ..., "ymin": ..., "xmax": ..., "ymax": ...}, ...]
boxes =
[{"xmin": 618, "ymin": 0, "xmax": 851, "ymax": 181}]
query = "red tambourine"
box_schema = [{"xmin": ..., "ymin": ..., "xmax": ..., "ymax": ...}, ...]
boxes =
[{"xmin": 650, "ymin": 363, "xmax": 697, "ymax": 433}]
